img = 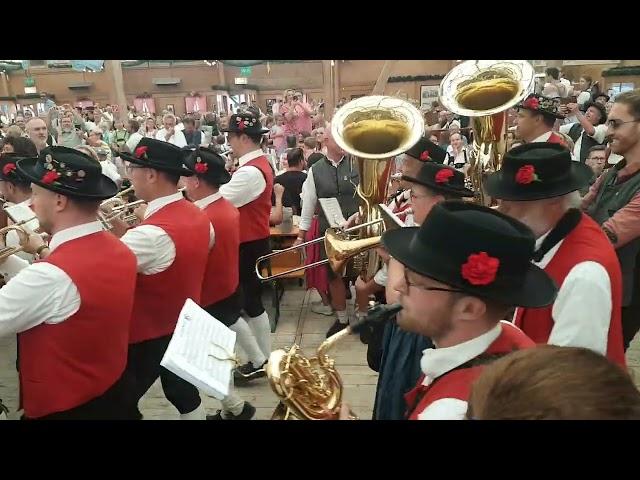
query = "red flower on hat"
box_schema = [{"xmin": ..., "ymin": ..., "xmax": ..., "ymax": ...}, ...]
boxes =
[
  {"xmin": 420, "ymin": 151, "xmax": 430, "ymax": 161},
  {"xmin": 237, "ymin": 121, "xmax": 246, "ymax": 131},
  {"xmin": 195, "ymin": 162, "xmax": 208, "ymax": 174},
  {"xmin": 461, "ymin": 252, "xmax": 500, "ymax": 286},
  {"xmin": 515, "ymin": 164, "xmax": 539, "ymax": 185},
  {"xmin": 134, "ymin": 146, "xmax": 149, "ymax": 159},
  {"xmin": 523, "ymin": 97, "xmax": 540, "ymax": 110},
  {"xmin": 41, "ymin": 170, "xmax": 61, "ymax": 185},
  {"xmin": 435, "ymin": 168, "xmax": 455, "ymax": 184},
  {"xmin": 2, "ymin": 163, "xmax": 16, "ymax": 176}
]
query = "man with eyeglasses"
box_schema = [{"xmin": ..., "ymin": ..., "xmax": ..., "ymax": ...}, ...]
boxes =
[
  {"xmin": 339, "ymin": 201, "xmax": 557, "ymax": 420},
  {"xmin": 585, "ymin": 145, "xmax": 608, "ymax": 184},
  {"xmin": 582, "ymin": 89, "xmax": 640, "ymax": 351}
]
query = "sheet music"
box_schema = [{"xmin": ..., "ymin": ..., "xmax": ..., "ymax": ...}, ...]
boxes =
[
  {"xmin": 319, "ymin": 198, "xmax": 346, "ymax": 228},
  {"xmin": 379, "ymin": 203, "xmax": 406, "ymax": 229},
  {"xmin": 160, "ymin": 299, "xmax": 236, "ymax": 400},
  {"xmin": 4, "ymin": 203, "xmax": 39, "ymax": 232}
]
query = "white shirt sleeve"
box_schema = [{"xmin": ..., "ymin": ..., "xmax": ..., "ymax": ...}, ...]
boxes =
[
  {"xmin": 172, "ymin": 130, "xmax": 187, "ymax": 148},
  {"xmin": 299, "ymin": 167, "xmax": 317, "ymax": 232},
  {"xmin": 548, "ymin": 261, "xmax": 612, "ymax": 355},
  {"xmin": 0, "ymin": 263, "xmax": 81, "ymax": 337},
  {"xmin": 417, "ymin": 398, "xmax": 468, "ymax": 420},
  {"xmin": 587, "ymin": 123, "xmax": 608, "ymax": 143},
  {"xmin": 101, "ymin": 161, "xmax": 121, "ymax": 183},
  {"xmin": 120, "ymin": 224, "xmax": 176, "ymax": 275},
  {"xmin": 219, "ymin": 166, "xmax": 266, "ymax": 208},
  {"xmin": 0, "ymin": 255, "xmax": 31, "ymax": 281},
  {"xmin": 126, "ymin": 133, "xmax": 141, "ymax": 152}
]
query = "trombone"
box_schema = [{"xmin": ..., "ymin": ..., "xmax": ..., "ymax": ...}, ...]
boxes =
[{"xmin": 255, "ymin": 205, "xmax": 409, "ymax": 282}]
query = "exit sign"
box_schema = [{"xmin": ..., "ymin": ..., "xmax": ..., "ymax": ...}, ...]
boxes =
[{"xmin": 240, "ymin": 66, "xmax": 252, "ymax": 76}]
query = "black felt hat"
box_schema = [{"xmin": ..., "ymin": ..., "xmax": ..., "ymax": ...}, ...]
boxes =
[
  {"xmin": 404, "ymin": 136, "xmax": 447, "ymax": 164},
  {"xmin": 582, "ymin": 101, "xmax": 607, "ymax": 125},
  {"xmin": 120, "ymin": 137, "xmax": 193, "ymax": 176},
  {"xmin": 16, "ymin": 146, "xmax": 118, "ymax": 200},
  {"xmin": 382, "ymin": 201, "xmax": 558, "ymax": 308},
  {"xmin": 0, "ymin": 153, "xmax": 33, "ymax": 184},
  {"xmin": 484, "ymin": 143, "xmax": 593, "ymax": 201},
  {"xmin": 402, "ymin": 162, "xmax": 473, "ymax": 197},
  {"xmin": 182, "ymin": 145, "xmax": 231, "ymax": 185},
  {"xmin": 517, "ymin": 93, "xmax": 566, "ymax": 120},
  {"xmin": 220, "ymin": 111, "xmax": 269, "ymax": 135}
]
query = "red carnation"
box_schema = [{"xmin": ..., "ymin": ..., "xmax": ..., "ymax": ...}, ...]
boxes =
[
  {"xmin": 435, "ymin": 168, "xmax": 455, "ymax": 184},
  {"xmin": 2, "ymin": 163, "xmax": 16, "ymax": 176},
  {"xmin": 195, "ymin": 162, "xmax": 208, "ymax": 174},
  {"xmin": 461, "ymin": 251, "xmax": 500, "ymax": 286},
  {"xmin": 420, "ymin": 151, "xmax": 430, "ymax": 161},
  {"xmin": 515, "ymin": 164, "xmax": 538, "ymax": 185},
  {"xmin": 134, "ymin": 146, "xmax": 148, "ymax": 159},
  {"xmin": 41, "ymin": 170, "xmax": 61, "ymax": 185},
  {"xmin": 523, "ymin": 97, "xmax": 540, "ymax": 110},
  {"xmin": 237, "ymin": 121, "xmax": 246, "ymax": 131}
]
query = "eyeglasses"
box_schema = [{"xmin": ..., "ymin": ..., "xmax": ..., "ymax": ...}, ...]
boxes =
[
  {"xmin": 410, "ymin": 191, "xmax": 431, "ymax": 201},
  {"xmin": 124, "ymin": 164, "xmax": 145, "ymax": 174},
  {"xmin": 403, "ymin": 270, "xmax": 463, "ymax": 294},
  {"xmin": 605, "ymin": 119, "xmax": 640, "ymax": 130}
]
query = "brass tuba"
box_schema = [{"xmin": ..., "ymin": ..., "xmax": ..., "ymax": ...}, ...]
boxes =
[
  {"xmin": 439, "ymin": 60, "xmax": 534, "ymax": 205},
  {"xmin": 330, "ymin": 95, "xmax": 424, "ymax": 281}
]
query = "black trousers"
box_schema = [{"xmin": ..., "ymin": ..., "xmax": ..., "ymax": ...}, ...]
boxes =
[
  {"xmin": 125, "ymin": 335, "xmax": 201, "ymax": 417},
  {"xmin": 204, "ymin": 289, "xmax": 242, "ymax": 327},
  {"xmin": 24, "ymin": 370, "xmax": 140, "ymax": 420},
  {"xmin": 239, "ymin": 237, "xmax": 271, "ymax": 318}
]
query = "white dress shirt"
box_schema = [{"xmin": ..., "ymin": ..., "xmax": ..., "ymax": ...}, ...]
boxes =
[
  {"xmin": 155, "ymin": 128, "xmax": 187, "ymax": 148},
  {"xmin": 512, "ymin": 230, "xmax": 612, "ymax": 355},
  {"xmin": 298, "ymin": 155, "xmax": 345, "ymax": 232},
  {"xmin": 120, "ymin": 192, "xmax": 214, "ymax": 275},
  {"xmin": 531, "ymin": 131, "xmax": 554, "ymax": 143},
  {"xmin": 0, "ymin": 221, "xmax": 104, "ymax": 337},
  {"xmin": 559, "ymin": 122, "xmax": 608, "ymax": 162},
  {"xmin": 416, "ymin": 321, "xmax": 505, "ymax": 420},
  {"xmin": 219, "ymin": 149, "xmax": 267, "ymax": 208}
]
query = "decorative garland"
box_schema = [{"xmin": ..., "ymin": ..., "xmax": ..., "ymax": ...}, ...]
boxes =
[
  {"xmin": 602, "ymin": 66, "xmax": 640, "ymax": 77},
  {"xmin": 388, "ymin": 74, "xmax": 445, "ymax": 83}
]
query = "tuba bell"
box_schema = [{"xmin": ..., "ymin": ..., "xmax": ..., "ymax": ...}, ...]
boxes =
[
  {"xmin": 330, "ymin": 95, "xmax": 424, "ymax": 281},
  {"xmin": 439, "ymin": 60, "xmax": 534, "ymax": 205}
]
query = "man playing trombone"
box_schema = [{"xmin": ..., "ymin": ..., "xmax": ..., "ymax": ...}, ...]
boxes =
[
  {"xmin": 114, "ymin": 137, "xmax": 212, "ymax": 420},
  {"xmin": 0, "ymin": 146, "xmax": 139, "ymax": 419}
]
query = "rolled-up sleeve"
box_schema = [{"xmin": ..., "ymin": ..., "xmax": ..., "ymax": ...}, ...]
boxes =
[{"xmin": 219, "ymin": 166, "xmax": 265, "ymax": 208}]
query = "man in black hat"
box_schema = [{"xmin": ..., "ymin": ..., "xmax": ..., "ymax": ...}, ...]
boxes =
[
  {"xmin": 515, "ymin": 93, "xmax": 568, "ymax": 146},
  {"xmin": 0, "ymin": 146, "xmax": 139, "ymax": 419},
  {"xmin": 117, "ymin": 137, "xmax": 213, "ymax": 419},
  {"xmin": 218, "ymin": 112, "xmax": 275, "ymax": 382},
  {"xmin": 485, "ymin": 143, "xmax": 625, "ymax": 366},
  {"xmin": 559, "ymin": 101, "xmax": 608, "ymax": 163},
  {"xmin": 181, "ymin": 146, "xmax": 255, "ymax": 420},
  {"xmin": 373, "ymin": 162, "xmax": 474, "ymax": 420},
  {"xmin": 582, "ymin": 89, "xmax": 640, "ymax": 351},
  {"xmin": 342, "ymin": 201, "xmax": 556, "ymax": 420}
]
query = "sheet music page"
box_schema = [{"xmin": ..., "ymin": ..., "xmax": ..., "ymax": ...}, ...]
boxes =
[
  {"xmin": 160, "ymin": 299, "xmax": 236, "ymax": 400},
  {"xmin": 319, "ymin": 198, "xmax": 346, "ymax": 228},
  {"xmin": 4, "ymin": 204, "xmax": 39, "ymax": 232}
]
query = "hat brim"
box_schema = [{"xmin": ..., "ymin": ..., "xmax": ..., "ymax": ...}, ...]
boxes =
[
  {"xmin": 383, "ymin": 228, "xmax": 557, "ymax": 308},
  {"xmin": 484, "ymin": 161, "xmax": 593, "ymax": 201},
  {"xmin": 120, "ymin": 151, "xmax": 194, "ymax": 176},
  {"xmin": 16, "ymin": 157, "xmax": 118, "ymax": 200},
  {"xmin": 182, "ymin": 157, "xmax": 231, "ymax": 185},
  {"xmin": 220, "ymin": 127, "xmax": 270, "ymax": 134},
  {"xmin": 402, "ymin": 174, "xmax": 474, "ymax": 198},
  {"xmin": 517, "ymin": 105, "xmax": 565, "ymax": 120}
]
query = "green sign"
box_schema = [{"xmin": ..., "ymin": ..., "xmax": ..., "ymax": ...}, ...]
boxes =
[
  {"xmin": 240, "ymin": 66, "xmax": 252, "ymax": 76},
  {"xmin": 24, "ymin": 77, "xmax": 35, "ymax": 87}
]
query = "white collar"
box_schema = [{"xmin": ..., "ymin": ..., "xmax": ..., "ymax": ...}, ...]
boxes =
[
  {"xmin": 531, "ymin": 131, "xmax": 553, "ymax": 143},
  {"xmin": 17, "ymin": 198, "xmax": 32, "ymax": 208},
  {"xmin": 420, "ymin": 322, "xmax": 502, "ymax": 386},
  {"xmin": 144, "ymin": 192, "xmax": 183, "ymax": 219},
  {"xmin": 532, "ymin": 229, "xmax": 565, "ymax": 269},
  {"xmin": 194, "ymin": 191, "xmax": 222, "ymax": 209},
  {"xmin": 49, "ymin": 221, "xmax": 103, "ymax": 252},
  {"xmin": 238, "ymin": 149, "xmax": 265, "ymax": 167},
  {"xmin": 325, "ymin": 155, "xmax": 345, "ymax": 166}
]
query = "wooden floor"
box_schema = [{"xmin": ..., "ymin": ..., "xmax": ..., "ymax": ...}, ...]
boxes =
[{"xmin": 2, "ymin": 283, "xmax": 640, "ymax": 420}]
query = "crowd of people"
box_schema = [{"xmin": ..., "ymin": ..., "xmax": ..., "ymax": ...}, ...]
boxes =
[{"xmin": 1, "ymin": 69, "xmax": 640, "ymax": 421}]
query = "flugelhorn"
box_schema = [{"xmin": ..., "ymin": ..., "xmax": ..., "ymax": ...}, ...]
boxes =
[
  {"xmin": 98, "ymin": 186, "xmax": 146, "ymax": 229},
  {"xmin": 0, "ymin": 223, "xmax": 30, "ymax": 261}
]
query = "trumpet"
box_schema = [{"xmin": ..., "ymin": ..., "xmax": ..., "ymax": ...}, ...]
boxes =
[{"xmin": 0, "ymin": 223, "xmax": 30, "ymax": 261}]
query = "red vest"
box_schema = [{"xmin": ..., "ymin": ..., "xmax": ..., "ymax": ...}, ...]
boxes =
[
  {"xmin": 238, "ymin": 155, "xmax": 273, "ymax": 243},
  {"xmin": 201, "ymin": 196, "xmax": 240, "ymax": 306},
  {"xmin": 19, "ymin": 231, "xmax": 137, "ymax": 418},
  {"xmin": 129, "ymin": 199, "xmax": 210, "ymax": 344},
  {"xmin": 514, "ymin": 214, "xmax": 625, "ymax": 367},
  {"xmin": 405, "ymin": 322, "xmax": 534, "ymax": 420},
  {"xmin": 547, "ymin": 131, "xmax": 567, "ymax": 147}
]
